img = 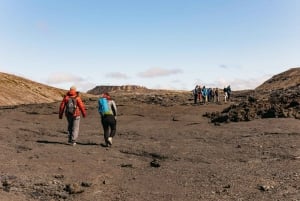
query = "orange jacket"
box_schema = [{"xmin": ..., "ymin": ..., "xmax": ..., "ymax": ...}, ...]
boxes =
[{"xmin": 59, "ymin": 89, "xmax": 86, "ymax": 118}]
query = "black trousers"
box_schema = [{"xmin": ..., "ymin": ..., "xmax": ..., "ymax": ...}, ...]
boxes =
[
  {"xmin": 194, "ymin": 94, "xmax": 198, "ymax": 104},
  {"xmin": 101, "ymin": 115, "xmax": 117, "ymax": 143}
]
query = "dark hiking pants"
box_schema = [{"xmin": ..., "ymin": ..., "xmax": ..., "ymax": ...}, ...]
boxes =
[
  {"xmin": 194, "ymin": 94, "xmax": 198, "ymax": 104},
  {"xmin": 101, "ymin": 115, "xmax": 117, "ymax": 144}
]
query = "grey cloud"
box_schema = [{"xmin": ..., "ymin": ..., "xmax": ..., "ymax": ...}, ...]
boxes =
[
  {"xmin": 138, "ymin": 67, "xmax": 183, "ymax": 78},
  {"xmin": 106, "ymin": 72, "xmax": 129, "ymax": 79},
  {"xmin": 45, "ymin": 73, "xmax": 85, "ymax": 84},
  {"xmin": 219, "ymin": 64, "xmax": 228, "ymax": 69}
]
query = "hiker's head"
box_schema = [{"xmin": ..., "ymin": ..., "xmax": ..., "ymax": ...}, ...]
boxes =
[
  {"xmin": 68, "ymin": 86, "xmax": 77, "ymax": 96},
  {"xmin": 102, "ymin": 92, "xmax": 111, "ymax": 100},
  {"xmin": 70, "ymin": 86, "xmax": 76, "ymax": 91}
]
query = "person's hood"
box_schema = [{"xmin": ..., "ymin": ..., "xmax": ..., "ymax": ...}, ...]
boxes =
[
  {"xmin": 102, "ymin": 93, "xmax": 111, "ymax": 100},
  {"xmin": 67, "ymin": 89, "xmax": 77, "ymax": 96}
]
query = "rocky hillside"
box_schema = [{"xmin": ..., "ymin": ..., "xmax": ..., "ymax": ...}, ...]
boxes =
[
  {"xmin": 208, "ymin": 68, "xmax": 300, "ymax": 123},
  {"xmin": 0, "ymin": 72, "xmax": 67, "ymax": 106},
  {"xmin": 0, "ymin": 72, "xmax": 96, "ymax": 107},
  {"xmin": 87, "ymin": 85, "xmax": 192, "ymax": 107},
  {"xmin": 256, "ymin": 67, "xmax": 300, "ymax": 91},
  {"xmin": 87, "ymin": 85, "xmax": 147, "ymax": 95},
  {"xmin": 2, "ymin": 67, "xmax": 299, "ymax": 110}
]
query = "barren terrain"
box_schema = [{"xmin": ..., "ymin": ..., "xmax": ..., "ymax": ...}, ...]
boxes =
[
  {"xmin": 0, "ymin": 68, "xmax": 299, "ymax": 200},
  {"xmin": 0, "ymin": 95, "xmax": 299, "ymax": 201}
]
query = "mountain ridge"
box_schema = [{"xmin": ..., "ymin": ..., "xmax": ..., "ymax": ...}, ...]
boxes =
[
  {"xmin": 256, "ymin": 67, "xmax": 300, "ymax": 91},
  {"xmin": 1, "ymin": 67, "xmax": 300, "ymax": 106},
  {"xmin": 0, "ymin": 72, "xmax": 69, "ymax": 106}
]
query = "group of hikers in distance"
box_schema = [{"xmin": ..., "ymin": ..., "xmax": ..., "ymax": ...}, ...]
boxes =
[
  {"xmin": 192, "ymin": 85, "xmax": 231, "ymax": 104},
  {"xmin": 58, "ymin": 86, "xmax": 117, "ymax": 147}
]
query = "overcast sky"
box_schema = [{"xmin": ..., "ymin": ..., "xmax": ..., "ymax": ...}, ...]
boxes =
[{"xmin": 0, "ymin": 0, "xmax": 299, "ymax": 92}]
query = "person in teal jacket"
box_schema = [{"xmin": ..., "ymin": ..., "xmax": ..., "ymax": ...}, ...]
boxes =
[
  {"xmin": 202, "ymin": 86, "xmax": 208, "ymax": 104},
  {"xmin": 98, "ymin": 92, "xmax": 117, "ymax": 147}
]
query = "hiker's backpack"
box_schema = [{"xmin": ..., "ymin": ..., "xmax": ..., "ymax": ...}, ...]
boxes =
[
  {"xmin": 66, "ymin": 96, "xmax": 77, "ymax": 115},
  {"xmin": 98, "ymin": 98, "xmax": 112, "ymax": 116}
]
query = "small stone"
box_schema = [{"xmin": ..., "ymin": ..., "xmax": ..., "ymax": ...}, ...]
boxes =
[
  {"xmin": 65, "ymin": 183, "xmax": 84, "ymax": 194},
  {"xmin": 258, "ymin": 185, "xmax": 273, "ymax": 191},
  {"xmin": 54, "ymin": 174, "xmax": 64, "ymax": 179},
  {"xmin": 150, "ymin": 159, "xmax": 160, "ymax": 168},
  {"xmin": 81, "ymin": 182, "xmax": 92, "ymax": 187}
]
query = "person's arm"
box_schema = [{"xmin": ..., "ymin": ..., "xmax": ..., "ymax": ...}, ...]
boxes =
[
  {"xmin": 111, "ymin": 100, "xmax": 117, "ymax": 117},
  {"xmin": 77, "ymin": 98, "xmax": 87, "ymax": 118},
  {"xmin": 59, "ymin": 96, "xmax": 67, "ymax": 119}
]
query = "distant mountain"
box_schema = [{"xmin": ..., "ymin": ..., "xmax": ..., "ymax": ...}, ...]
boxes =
[
  {"xmin": 0, "ymin": 72, "xmax": 68, "ymax": 106},
  {"xmin": 256, "ymin": 67, "xmax": 300, "ymax": 91},
  {"xmin": 87, "ymin": 85, "xmax": 148, "ymax": 95}
]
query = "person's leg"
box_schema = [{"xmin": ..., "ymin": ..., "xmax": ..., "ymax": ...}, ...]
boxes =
[
  {"xmin": 101, "ymin": 117, "xmax": 110, "ymax": 145},
  {"xmin": 72, "ymin": 116, "xmax": 81, "ymax": 143},
  {"xmin": 105, "ymin": 116, "xmax": 116, "ymax": 146},
  {"xmin": 67, "ymin": 115, "xmax": 73, "ymax": 143},
  {"xmin": 109, "ymin": 116, "xmax": 117, "ymax": 138}
]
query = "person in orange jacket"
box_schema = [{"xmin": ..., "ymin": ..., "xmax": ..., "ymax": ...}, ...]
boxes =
[{"xmin": 59, "ymin": 86, "xmax": 86, "ymax": 146}]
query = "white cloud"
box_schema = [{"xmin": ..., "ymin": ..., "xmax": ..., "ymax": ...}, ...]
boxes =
[
  {"xmin": 44, "ymin": 73, "xmax": 96, "ymax": 92},
  {"xmin": 106, "ymin": 72, "xmax": 129, "ymax": 79},
  {"xmin": 138, "ymin": 67, "xmax": 183, "ymax": 78},
  {"xmin": 78, "ymin": 81, "xmax": 97, "ymax": 92},
  {"xmin": 211, "ymin": 74, "xmax": 271, "ymax": 90},
  {"xmin": 46, "ymin": 73, "xmax": 84, "ymax": 84}
]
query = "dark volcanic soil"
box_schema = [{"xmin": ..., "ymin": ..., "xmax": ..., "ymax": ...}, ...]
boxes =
[{"xmin": 0, "ymin": 98, "xmax": 299, "ymax": 201}]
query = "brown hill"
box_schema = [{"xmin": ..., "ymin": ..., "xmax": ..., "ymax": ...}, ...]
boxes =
[
  {"xmin": 0, "ymin": 72, "xmax": 67, "ymax": 106},
  {"xmin": 209, "ymin": 68, "xmax": 300, "ymax": 123},
  {"xmin": 87, "ymin": 85, "xmax": 148, "ymax": 95},
  {"xmin": 256, "ymin": 67, "xmax": 300, "ymax": 91},
  {"xmin": 0, "ymin": 72, "xmax": 95, "ymax": 107},
  {"xmin": 87, "ymin": 85, "xmax": 192, "ymax": 107},
  {"xmin": 0, "ymin": 72, "xmax": 190, "ymax": 107},
  {"xmin": 231, "ymin": 67, "xmax": 300, "ymax": 102}
]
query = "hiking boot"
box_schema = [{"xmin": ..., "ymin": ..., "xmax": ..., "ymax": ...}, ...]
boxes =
[
  {"xmin": 100, "ymin": 143, "xmax": 108, "ymax": 147},
  {"xmin": 108, "ymin": 137, "xmax": 112, "ymax": 146}
]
